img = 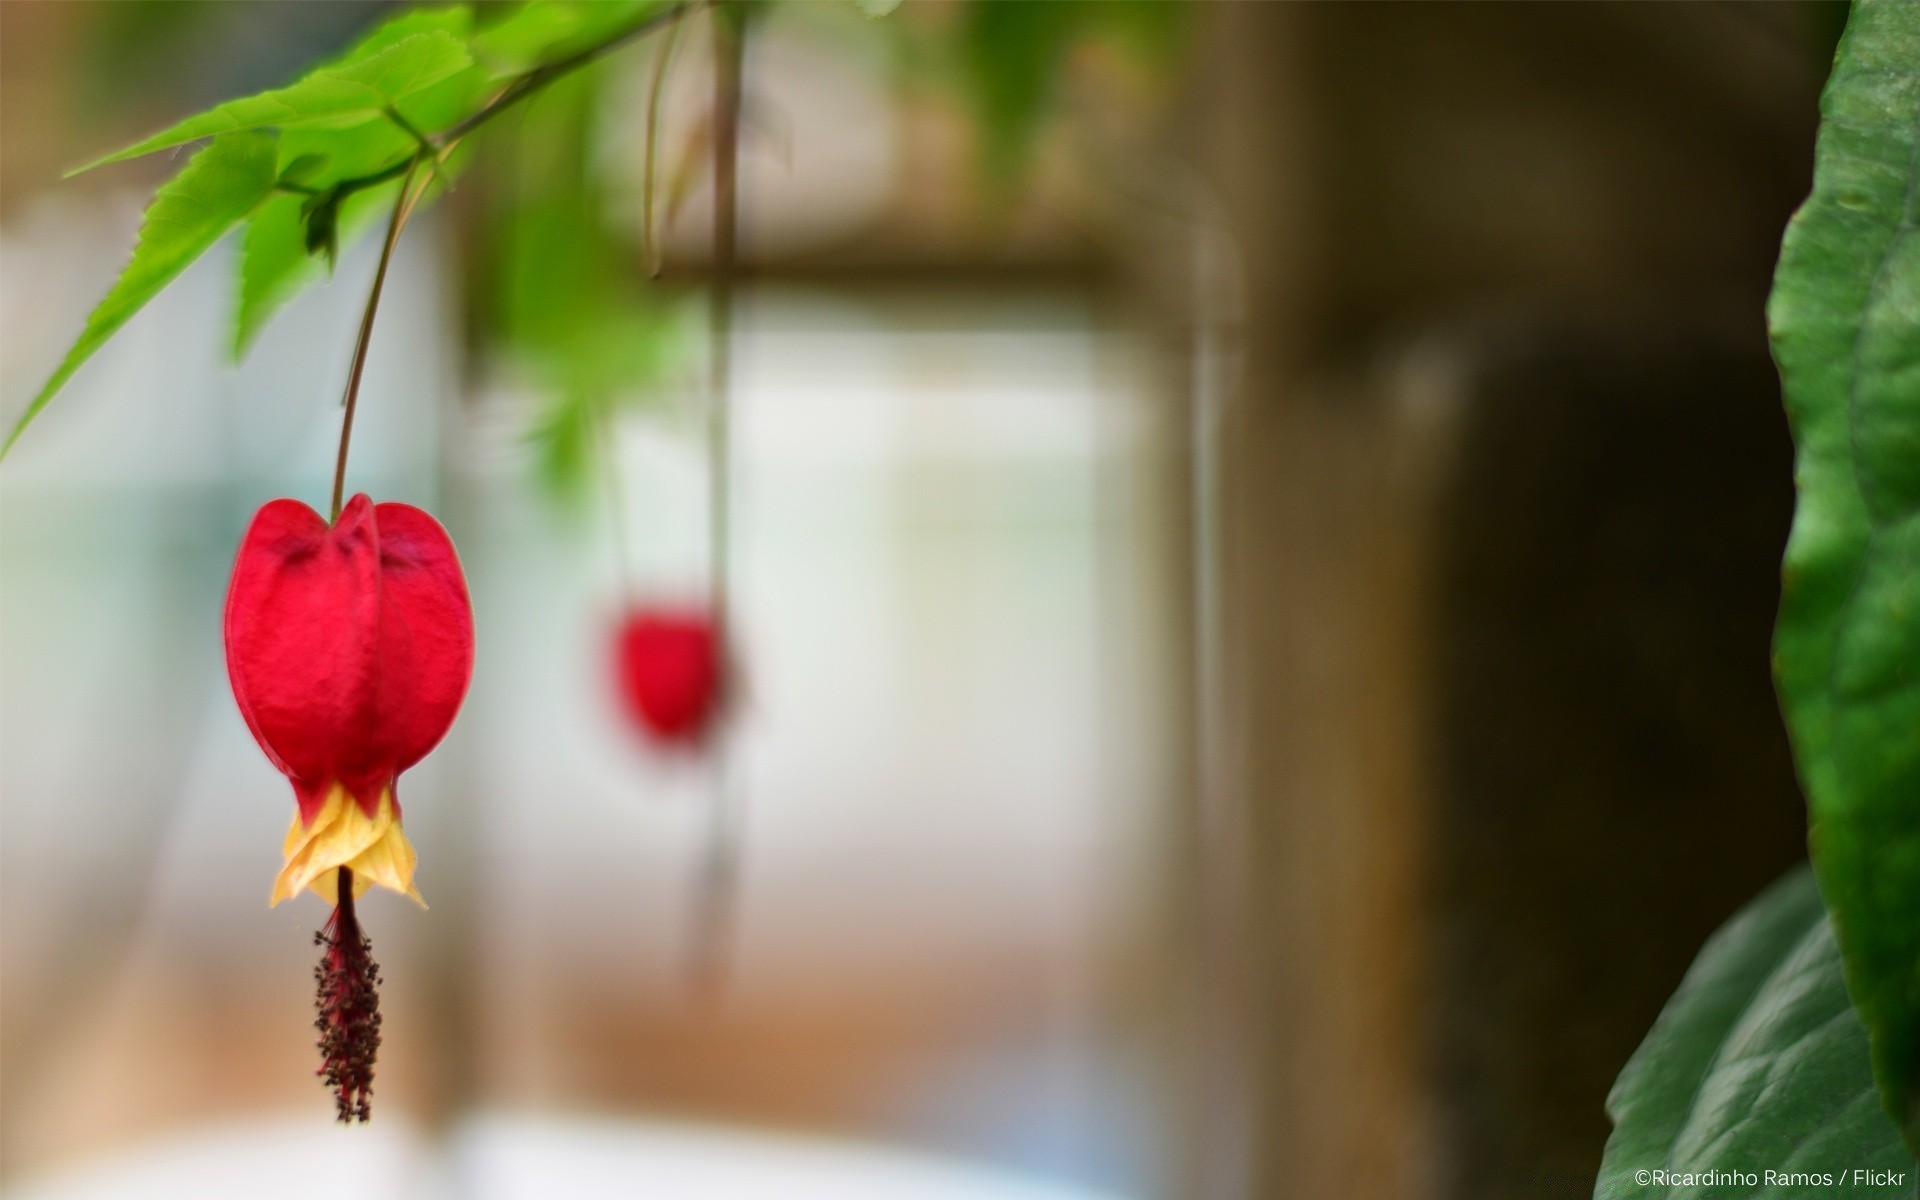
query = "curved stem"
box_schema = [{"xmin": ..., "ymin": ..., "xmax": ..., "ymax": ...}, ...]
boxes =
[
  {"xmin": 689, "ymin": 0, "xmax": 745, "ymax": 1005},
  {"xmin": 331, "ymin": 159, "xmax": 425, "ymax": 522},
  {"xmin": 708, "ymin": 22, "xmax": 739, "ymax": 633},
  {"xmin": 639, "ymin": 15, "xmax": 687, "ymax": 277},
  {"xmin": 593, "ymin": 395, "xmax": 637, "ymax": 601}
]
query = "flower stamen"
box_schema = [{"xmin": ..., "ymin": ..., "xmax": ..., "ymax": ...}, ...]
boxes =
[{"xmin": 313, "ymin": 866, "xmax": 382, "ymax": 1123}]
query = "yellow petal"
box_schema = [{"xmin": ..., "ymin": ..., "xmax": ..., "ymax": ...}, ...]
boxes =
[{"xmin": 271, "ymin": 785, "xmax": 425, "ymax": 908}]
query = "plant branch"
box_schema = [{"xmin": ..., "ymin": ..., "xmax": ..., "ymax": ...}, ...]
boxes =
[
  {"xmin": 442, "ymin": 1, "xmax": 702, "ymax": 145},
  {"xmin": 322, "ymin": 1, "xmax": 706, "ymax": 522},
  {"xmin": 310, "ymin": 1, "xmax": 705, "ymax": 214},
  {"xmin": 331, "ymin": 158, "xmax": 426, "ymax": 522}
]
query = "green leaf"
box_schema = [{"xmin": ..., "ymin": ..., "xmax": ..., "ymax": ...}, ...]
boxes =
[
  {"xmin": 850, "ymin": 0, "xmax": 902, "ymax": 16},
  {"xmin": 489, "ymin": 65, "xmax": 684, "ymax": 505},
  {"xmin": 471, "ymin": 0, "xmax": 672, "ymax": 74},
  {"xmin": 233, "ymin": 180, "xmax": 401, "ymax": 359},
  {"xmin": 962, "ymin": 0, "xmax": 1077, "ymax": 183},
  {"xmin": 227, "ymin": 9, "xmax": 494, "ymax": 363},
  {"xmin": 957, "ymin": 0, "xmax": 1189, "ymax": 184},
  {"xmin": 337, "ymin": 6, "xmax": 476, "ymax": 63},
  {"xmin": 4, "ymin": 132, "xmax": 277, "ymax": 459},
  {"xmin": 230, "ymin": 117, "xmax": 479, "ymax": 358},
  {"xmin": 230, "ymin": 121, "xmax": 409, "ymax": 359},
  {"xmin": 1597, "ymin": 867, "xmax": 1915, "ymax": 1197},
  {"xmin": 72, "ymin": 30, "xmax": 473, "ymax": 172},
  {"xmin": 1767, "ymin": 0, "xmax": 1920, "ymax": 1153}
]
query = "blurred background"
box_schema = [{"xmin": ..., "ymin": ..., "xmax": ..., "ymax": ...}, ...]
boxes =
[{"xmin": 0, "ymin": 2, "xmax": 1848, "ymax": 1199}]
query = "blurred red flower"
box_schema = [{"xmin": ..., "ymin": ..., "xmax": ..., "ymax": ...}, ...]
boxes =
[{"xmin": 616, "ymin": 607, "xmax": 724, "ymax": 746}]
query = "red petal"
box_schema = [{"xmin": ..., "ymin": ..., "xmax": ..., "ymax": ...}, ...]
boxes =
[
  {"xmin": 363, "ymin": 501, "xmax": 474, "ymax": 779},
  {"xmin": 225, "ymin": 495, "xmax": 473, "ymax": 818},
  {"xmin": 225, "ymin": 496, "xmax": 380, "ymax": 798},
  {"xmin": 616, "ymin": 608, "xmax": 723, "ymax": 745}
]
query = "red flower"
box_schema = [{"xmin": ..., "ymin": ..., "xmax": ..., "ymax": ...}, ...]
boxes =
[
  {"xmin": 616, "ymin": 607, "xmax": 724, "ymax": 746},
  {"xmin": 224, "ymin": 493, "xmax": 472, "ymax": 1123},
  {"xmin": 224, "ymin": 494, "xmax": 473, "ymax": 906}
]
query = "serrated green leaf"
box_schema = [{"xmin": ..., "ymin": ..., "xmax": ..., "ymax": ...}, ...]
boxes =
[
  {"xmin": 234, "ymin": 180, "xmax": 400, "ymax": 359},
  {"xmin": 235, "ymin": 193, "xmax": 321, "ymax": 356},
  {"xmin": 231, "ymin": 117, "xmax": 412, "ymax": 359},
  {"xmin": 72, "ymin": 31, "xmax": 473, "ymax": 172},
  {"xmin": 1767, "ymin": 0, "xmax": 1920, "ymax": 1154},
  {"xmin": 1596, "ymin": 866, "xmax": 1915, "ymax": 1198},
  {"xmin": 4, "ymin": 132, "xmax": 277, "ymax": 458},
  {"xmin": 340, "ymin": 5, "xmax": 477, "ymax": 62},
  {"xmin": 230, "ymin": 115, "xmax": 481, "ymax": 358},
  {"xmin": 472, "ymin": 0, "xmax": 672, "ymax": 74}
]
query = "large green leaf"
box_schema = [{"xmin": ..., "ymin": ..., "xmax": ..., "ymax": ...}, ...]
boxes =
[
  {"xmin": 471, "ymin": 0, "xmax": 673, "ymax": 74},
  {"xmin": 1597, "ymin": 867, "xmax": 1915, "ymax": 1198},
  {"xmin": 329, "ymin": 6, "xmax": 477, "ymax": 66},
  {"xmin": 73, "ymin": 28, "xmax": 474, "ymax": 172},
  {"xmin": 233, "ymin": 181, "xmax": 399, "ymax": 359},
  {"xmin": 1768, "ymin": 0, "xmax": 1920, "ymax": 1152},
  {"xmin": 227, "ymin": 7, "xmax": 497, "ymax": 358},
  {"xmin": 230, "ymin": 120, "xmax": 414, "ymax": 358},
  {"xmin": 231, "ymin": 124, "xmax": 479, "ymax": 358},
  {"xmin": 4, "ymin": 132, "xmax": 277, "ymax": 458}
]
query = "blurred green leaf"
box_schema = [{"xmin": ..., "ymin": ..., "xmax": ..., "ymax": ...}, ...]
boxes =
[
  {"xmin": 963, "ymin": 0, "xmax": 1076, "ymax": 183},
  {"xmin": 1090, "ymin": 0, "xmax": 1190, "ymax": 71},
  {"xmin": 520, "ymin": 302, "xmax": 689, "ymax": 507},
  {"xmin": 850, "ymin": 0, "xmax": 902, "ymax": 16},
  {"xmin": 960, "ymin": 0, "xmax": 1188, "ymax": 184},
  {"xmin": 72, "ymin": 29, "xmax": 474, "ymax": 173},
  {"xmin": 1768, "ymin": 0, "xmax": 1920, "ymax": 1153},
  {"xmin": 525, "ymin": 371, "xmax": 597, "ymax": 501},
  {"xmin": 472, "ymin": 0, "xmax": 672, "ymax": 74},
  {"xmin": 5, "ymin": 132, "xmax": 277, "ymax": 458},
  {"xmin": 494, "ymin": 66, "xmax": 684, "ymax": 505},
  {"xmin": 1597, "ymin": 866, "xmax": 1914, "ymax": 1197}
]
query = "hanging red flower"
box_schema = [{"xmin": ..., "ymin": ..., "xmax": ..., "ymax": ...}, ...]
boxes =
[
  {"xmin": 615, "ymin": 606, "xmax": 724, "ymax": 746},
  {"xmin": 224, "ymin": 492, "xmax": 473, "ymax": 1121}
]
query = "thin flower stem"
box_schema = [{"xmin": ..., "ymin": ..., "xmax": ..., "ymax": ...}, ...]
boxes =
[
  {"xmin": 708, "ymin": 22, "xmax": 738, "ymax": 635},
  {"xmin": 640, "ymin": 16, "xmax": 687, "ymax": 277},
  {"xmin": 336, "ymin": 865, "xmax": 357, "ymax": 930},
  {"xmin": 331, "ymin": 158, "xmax": 426, "ymax": 522},
  {"xmin": 321, "ymin": 1, "xmax": 711, "ymax": 523},
  {"xmin": 594, "ymin": 396, "xmax": 638, "ymax": 601},
  {"xmin": 689, "ymin": 0, "xmax": 744, "ymax": 1005},
  {"xmin": 317, "ymin": 865, "xmax": 381, "ymax": 1123}
]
